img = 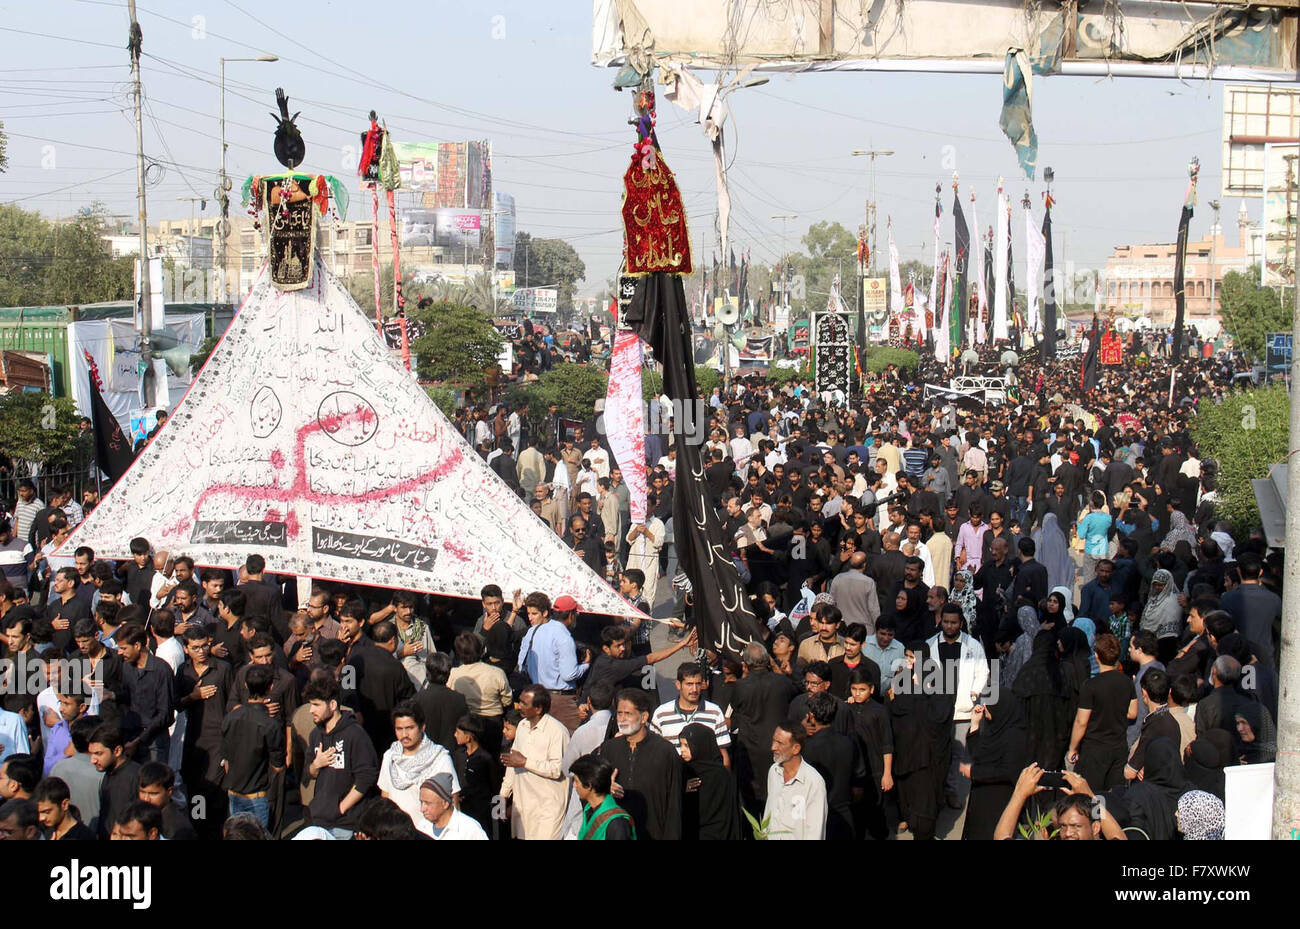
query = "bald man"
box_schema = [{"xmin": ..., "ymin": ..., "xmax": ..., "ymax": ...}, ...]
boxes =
[{"xmin": 828, "ymin": 551, "xmax": 881, "ymax": 635}]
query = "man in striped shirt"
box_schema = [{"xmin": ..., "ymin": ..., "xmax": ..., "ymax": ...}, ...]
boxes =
[{"xmin": 650, "ymin": 662, "xmax": 730, "ymax": 767}]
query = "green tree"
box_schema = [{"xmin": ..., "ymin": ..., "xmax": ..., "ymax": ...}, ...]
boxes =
[
  {"xmin": 0, "ymin": 203, "xmax": 135, "ymax": 307},
  {"xmin": 343, "ymin": 263, "xmax": 430, "ymax": 317},
  {"xmin": 1190, "ymin": 385, "xmax": 1288, "ymax": 533},
  {"xmin": 423, "ymin": 384, "xmax": 459, "ymax": 418},
  {"xmin": 528, "ymin": 363, "xmax": 608, "ymax": 422},
  {"xmin": 0, "ymin": 394, "xmax": 82, "ymax": 468},
  {"xmin": 513, "ymin": 231, "xmax": 585, "ymax": 312},
  {"xmin": 1219, "ymin": 267, "xmax": 1291, "ymax": 361},
  {"xmin": 410, "ymin": 301, "xmax": 503, "ymax": 391},
  {"xmin": 863, "ymin": 345, "xmax": 920, "ymax": 373},
  {"xmin": 790, "ymin": 221, "xmax": 857, "ymax": 315}
]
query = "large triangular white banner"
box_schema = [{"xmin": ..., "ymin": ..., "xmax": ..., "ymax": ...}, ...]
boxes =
[{"xmin": 63, "ymin": 262, "xmax": 638, "ymax": 618}]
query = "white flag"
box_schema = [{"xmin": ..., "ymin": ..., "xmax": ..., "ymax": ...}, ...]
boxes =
[
  {"xmin": 935, "ymin": 254, "xmax": 951, "ymax": 363},
  {"xmin": 1025, "ymin": 202, "xmax": 1045, "ymax": 335},
  {"xmin": 970, "ymin": 191, "xmax": 989, "ymax": 345},
  {"xmin": 888, "ymin": 221, "xmax": 903, "ymax": 317},
  {"xmin": 994, "ymin": 182, "xmax": 1009, "ymax": 341}
]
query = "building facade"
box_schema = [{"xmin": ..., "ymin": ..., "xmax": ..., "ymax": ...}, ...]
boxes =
[{"xmin": 1103, "ymin": 207, "xmax": 1263, "ymax": 327}]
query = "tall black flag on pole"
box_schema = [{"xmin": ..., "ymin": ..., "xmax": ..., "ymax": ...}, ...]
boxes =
[
  {"xmin": 952, "ymin": 178, "xmax": 969, "ymax": 352},
  {"xmin": 1042, "ymin": 190, "xmax": 1058, "ymax": 359},
  {"xmin": 621, "ymin": 86, "xmax": 765, "ymax": 662},
  {"xmin": 1172, "ymin": 158, "xmax": 1199, "ymax": 361}
]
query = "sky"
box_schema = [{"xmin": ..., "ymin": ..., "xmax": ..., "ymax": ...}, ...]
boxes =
[{"xmin": 0, "ymin": 0, "xmax": 1256, "ymax": 299}]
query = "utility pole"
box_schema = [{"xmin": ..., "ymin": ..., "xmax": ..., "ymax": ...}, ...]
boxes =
[
  {"xmin": 851, "ymin": 148, "xmax": 893, "ymax": 278},
  {"xmin": 128, "ymin": 0, "xmax": 154, "ymax": 407},
  {"xmin": 1209, "ymin": 199, "xmax": 1221, "ymax": 324},
  {"xmin": 1273, "ymin": 157, "xmax": 1300, "ymax": 840},
  {"xmin": 772, "ymin": 213, "xmax": 796, "ymax": 312}
]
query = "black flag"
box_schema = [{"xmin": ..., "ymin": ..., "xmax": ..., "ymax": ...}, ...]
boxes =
[
  {"xmin": 953, "ymin": 191, "xmax": 969, "ymax": 351},
  {"xmin": 1042, "ymin": 198, "xmax": 1057, "ymax": 359},
  {"xmin": 85, "ymin": 358, "xmax": 134, "ymax": 483},
  {"xmin": 1172, "ymin": 162, "xmax": 1198, "ymax": 360},
  {"xmin": 625, "ymin": 273, "xmax": 767, "ymax": 661},
  {"xmin": 1080, "ymin": 314, "xmax": 1100, "ymax": 393}
]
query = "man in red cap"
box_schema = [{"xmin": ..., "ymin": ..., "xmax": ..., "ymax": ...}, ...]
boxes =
[{"xmin": 516, "ymin": 592, "xmax": 584, "ymax": 733}]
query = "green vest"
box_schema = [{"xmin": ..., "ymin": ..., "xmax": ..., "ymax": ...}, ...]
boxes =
[{"xmin": 578, "ymin": 795, "xmax": 635, "ymax": 840}]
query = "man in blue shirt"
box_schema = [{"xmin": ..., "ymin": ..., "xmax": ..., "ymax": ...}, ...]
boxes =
[{"xmin": 516, "ymin": 592, "xmax": 586, "ymax": 734}]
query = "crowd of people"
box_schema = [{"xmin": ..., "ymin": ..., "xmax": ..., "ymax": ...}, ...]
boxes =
[{"xmin": 0, "ymin": 324, "xmax": 1279, "ymax": 841}]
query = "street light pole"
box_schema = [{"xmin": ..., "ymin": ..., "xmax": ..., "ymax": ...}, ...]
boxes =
[
  {"xmin": 772, "ymin": 213, "xmax": 796, "ymax": 310},
  {"xmin": 218, "ymin": 54, "xmax": 277, "ymax": 307},
  {"xmin": 1209, "ymin": 199, "xmax": 1221, "ymax": 325}
]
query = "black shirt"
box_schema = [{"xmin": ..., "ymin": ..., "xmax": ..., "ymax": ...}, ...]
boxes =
[
  {"xmin": 47, "ymin": 820, "xmax": 97, "ymax": 841},
  {"xmin": 122, "ymin": 654, "xmax": 174, "ymax": 745},
  {"xmin": 1079, "ymin": 669, "xmax": 1133, "ymax": 750},
  {"xmin": 97, "ymin": 758, "xmax": 142, "ymax": 839},
  {"xmin": 45, "ymin": 594, "xmax": 90, "ymax": 654},
  {"xmin": 220, "ymin": 702, "xmax": 286, "ymax": 794},
  {"xmin": 801, "ymin": 727, "xmax": 862, "ymax": 840}
]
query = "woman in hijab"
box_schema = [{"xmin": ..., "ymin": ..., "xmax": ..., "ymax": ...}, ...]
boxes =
[
  {"xmin": 1139, "ymin": 568, "xmax": 1184, "ymax": 664},
  {"xmin": 1071, "ymin": 615, "xmax": 1100, "ymax": 677},
  {"xmin": 1209, "ymin": 529, "xmax": 1235, "ymax": 565},
  {"xmin": 886, "ymin": 586, "xmax": 927, "ymax": 646},
  {"xmin": 1033, "ymin": 513, "xmax": 1077, "ymax": 595},
  {"xmin": 1182, "ymin": 731, "xmax": 1232, "ymax": 801},
  {"xmin": 1001, "ymin": 600, "xmax": 1040, "ymax": 690},
  {"xmin": 888, "ymin": 642, "xmax": 951, "ymax": 841},
  {"xmin": 678, "ymin": 723, "xmax": 742, "ymax": 840},
  {"xmin": 1012, "ymin": 630, "xmax": 1072, "ymax": 769},
  {"xmin": 1044, "ymin": 587, "xmax": 1075, "ymax": 624},
  {"xmin": 1233, "ymin": 702, "xmax": 1278, "ymax": 765},
  {"xmin": 1162, "ymin": 510, "xmax": 1198, "ymax": 552},
  {"xmin": 950, "ymin": 569, "xmax": 978, "ymax": 635},
  {"xmin": 1119, "ymin": 737, "xmax": 1187, "ymax": 841},
  {"xmin": 1177, "ymin": 790, "xmax": 1225, "ymax": 840},
  {"xmin": 960, "ymin": 698, "xmax": 1028, "ymax": 840}
]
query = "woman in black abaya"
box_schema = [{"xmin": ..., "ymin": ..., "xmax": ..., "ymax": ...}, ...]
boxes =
[
  {"xmin": 1012, "ymin": 630, "xmax": 1071, "ymax": 769},
  {"xmin": 960, "ymin": 697, "xmax": 1028, "ymax": 840},
  {"xmin": 679, "ymin": 723, "xmax": 742, "ymax": 840},
  {"xmin": 1116, "ymin": 737, "xmax": 1187, "ymax": 841},
  {"xmin": 888, "ymin": 642, "xmax": 951, "ymax": 841}
]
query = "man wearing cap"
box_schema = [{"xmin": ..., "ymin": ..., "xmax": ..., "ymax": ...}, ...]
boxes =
[
  {"xmin": 986, "ymin": 481, "xmax": 1012, "ymax": 524},
  {"xmin": 516, "ymin": 592, "xmax": 585, "ymax": 733},
  {"xmin": 418, "ymin": 773, "xmax": 487, "ymax": 840}
]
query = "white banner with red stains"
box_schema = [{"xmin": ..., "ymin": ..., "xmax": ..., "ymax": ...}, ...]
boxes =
[
  {"xmin": 604, "ymin": 328, "xmax": 647, "ymax": 525},
  {"xmin": 61, "ymin": 262, "xmax": 640, "ymax": 617}
]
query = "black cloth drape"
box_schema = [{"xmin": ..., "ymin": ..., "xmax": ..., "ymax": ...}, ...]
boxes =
[
  {"xmin": 88, "ymin": 368, "xmax": 134, "ymax": 482},
  {"xmin": 953, "ymin": 192, "xmax": 969, "ymax": 352},
  {"xmin": 625, "ymin": 273, "xmax": 767, "ymax": 661},
  {"xmin": 1172, "ymin": 200, "xmax": 1193, "ymax": 360}
]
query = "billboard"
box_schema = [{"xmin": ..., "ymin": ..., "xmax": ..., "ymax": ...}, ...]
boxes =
[
  {"xmin": 390, "ymin": 140, "xmax": 491, "ymax": 210},
  {"xmin": 399, "ymin": 207, "xmax": 485, "ymax": 252},
  {"xmin": 495, "ymin": 191, "xmax": 516, "ymax": 269},
  {"xmin": 1267, "ymin": 331, "xmax": 1293, "ymax": 376},
  {"xmin": 1262, "ymin": 142, "xmax": 1299, "ymax": 286},
  {"xmin": 514, "ymin": 288, "xmax": 558, "ymax": 313}
]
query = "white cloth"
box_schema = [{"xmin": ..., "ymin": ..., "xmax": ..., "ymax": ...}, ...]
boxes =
[
  {"xmin": 426, "ymin": 808, "xmax": 489, "ymax": 840},
  {"xmin": 378, "ymin": 738, "xmax": 459, "ymax": 833},
  {"xmin": 625, "ymin": 517, "xmax": 665, "ymax": 607}
]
